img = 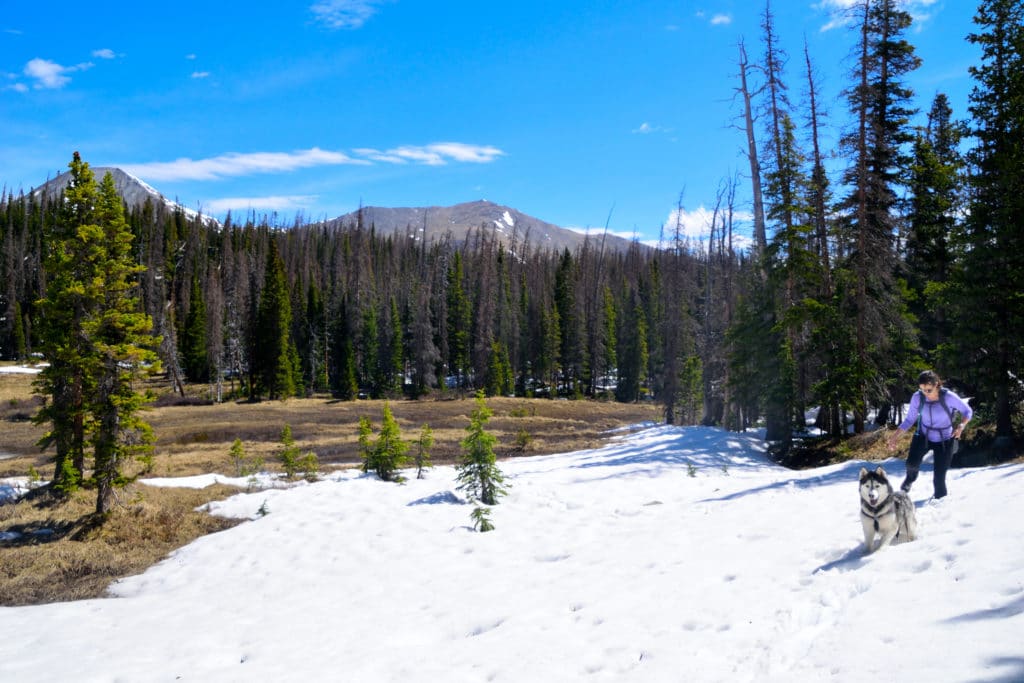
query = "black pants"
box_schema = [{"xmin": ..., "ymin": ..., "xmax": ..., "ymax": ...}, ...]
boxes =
[{"xmin": 902, "ymin": 434, "xmax": 955, "ymax": 498}]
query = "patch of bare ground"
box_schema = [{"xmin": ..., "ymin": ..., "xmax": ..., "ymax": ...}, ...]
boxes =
[
  {"xmin": 0, "ymin": 484, "xmax": 242, "ymax": 606},
  {"xmin": 1, "ymin": 370, "xmax": 660, "ymax": 605}
]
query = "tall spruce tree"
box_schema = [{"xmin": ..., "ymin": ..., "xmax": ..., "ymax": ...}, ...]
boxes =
[
  {"xmin": 838, "ymin": 0, "xmax": 921, "ymax": 432},
  {"xmin": 88, "ymin": 171, "xmax": 160, "ymax": 513},
  {"xmin": 905, "ymin": 93, "xmax": 963, "ymax": 354},
  {"xmin": 255, "ymin": 239, "xmax": 294, "ymax": 400},
  {"xmin": 35, "ymin": 154, "xmax": 159, "ymax": 511},
  {"xmin": 181, "ymin": 274, "xmax": 208, "ymax": 382},
  {"xmin": 34, "ymin": 152, "xmax": 98, "ymax": 492},
  {"xmin": 446, "ymin": 251, "xmax": 471, "ymax": 390},
  {"xmin": 948, "ymin": 0, "xmax": 1024, "ymax": 444}
]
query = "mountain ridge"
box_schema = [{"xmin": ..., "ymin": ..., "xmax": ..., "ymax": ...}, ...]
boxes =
[
  {"xmin": 26, "ymin": 168, "xmax": 643, "ymax": 254},
  {"xmin": 325, "ymin": 200, "xmax": 643, "ymax": 254}
]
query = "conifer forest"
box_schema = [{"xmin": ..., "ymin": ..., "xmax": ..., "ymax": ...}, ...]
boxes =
[{"xmin": 2, "ymin": 0, "xmax": 1022, "ymax": 459}]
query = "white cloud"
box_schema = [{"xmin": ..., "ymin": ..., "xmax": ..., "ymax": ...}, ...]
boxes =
[
  {"xmin": 662, "ymin": 205, "xmax": 754, "ymax": 251},
  {"xmin": 710, "ymin": 14, "xmax": 732, "ymax": 25},
  {"xmin": 124, "ymin": 148, "xmax": 368, "ymax": 182},
  {"xmin": 92, "ymin": 48, "xmax": 117, "ymax": 59},
  {"xmin": 203, "ymin": 195, "xmax": 318, "ymax": 213},
  {"xmin": 632, "ymin": 122, "xmax": 672, "ymax": 135},
  {"xmin": 564, "ymin": 226, "xmax": 642, "ymax": 242},
  {"xmin": 355, "ymin": 143, "xmax": 505, "ymax": 166},
  {"xmin": 191, "ymin": 71, "xmax": 210, "ymax": 79},
  {"xmin": 124, "ymin": 143, "xmax": 505, "ymax": 183},
  {"xmin": 23, "ymin": 58, "xmax": 93, "ymax": 89},
  {"xmin": 186, "ymin": 54, "xmax": 197, "ymax": 60},
  {"xmin": 310, "ymin": 0, "xmax": 388, "ymax": 29},
  {"xmin": 815, "ymin": 0, "xmax": 939, "ymax": 32}
]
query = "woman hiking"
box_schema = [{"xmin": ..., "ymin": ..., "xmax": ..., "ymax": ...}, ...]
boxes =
[{"xmin": 886, "ymin": 370, "xmax": 973, "ymax": 500}]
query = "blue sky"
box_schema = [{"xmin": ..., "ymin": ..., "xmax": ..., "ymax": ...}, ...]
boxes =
[{"xmin": 2, "ymin": 1, "xmax": 980, "ymax": 244}]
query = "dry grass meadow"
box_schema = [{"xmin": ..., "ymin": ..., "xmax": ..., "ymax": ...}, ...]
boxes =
[{"xmin": 0, "ymin": 369, "xmax": 660, "ymax": 605}]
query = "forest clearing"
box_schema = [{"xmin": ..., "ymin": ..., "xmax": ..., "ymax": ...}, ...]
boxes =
[{"xmin": 1, "ymin": 368, "xmax": 660, "ymax": 605}]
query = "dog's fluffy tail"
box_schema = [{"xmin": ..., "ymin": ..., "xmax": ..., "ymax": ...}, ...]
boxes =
[{"xmin": 893, "ymin": 491, "xmax": 918, "ymax": 543}]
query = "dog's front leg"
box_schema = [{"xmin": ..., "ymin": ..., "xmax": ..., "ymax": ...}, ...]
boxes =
[
  {"xmin": 876, "ymin": 526, "xmax": 898, "ymax": 551},
  {"xmin": 861, "ymin": 517, "xmax": 877, "ymax": 554}
]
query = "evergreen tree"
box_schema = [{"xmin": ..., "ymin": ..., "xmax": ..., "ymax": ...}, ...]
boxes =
[
  {"xmin": 484, "ymin": 340, "xmax": 513, "ymax": 397},
  {"xmin": 181, "ymin": 274, "xmax": 209, "ymax": 382},
  {"xmin": 946, "ymin": 0, "xmax": 1024, "ymax": 443},
  {"xmin": 255, "ymin": 239, "xmax": 294, "ymax": 400},
  {"xmin": 456, "ymin": 392, "xmax": 507, "ymax": 506},
  {"xmin": 554, "ymin": 249, "xmax": 582, "ymax": 395},
  {"xmin": 905, "ymin": 93, "xmax": 963, "ymax": 354},
  {"xmin": 616, "ymin": 292, "xmax": 648, "ymax": 403},
  {"xmin": 330, "ymin": 296, "xmax": 359, "ymax": 400},
  {"xmin": 34, "ymin": 152, "xmax": 95, "ymax": 493},
  {"xmin": 370, "ymin": 402, "xmax": 407, "ymax": 481},
  {"xmin": 34, "ymin": 155, "xmax": 160, "ymax": 511},
  {"xmin": 446, "ymin": 251, "xmax": 471, "ymax": 390},
  {"xmin": 414, "ymin": 423, "xmax": 434, "ymax": 479},
  {"xmin": 87, "ymin": 170, "xmax": 161, "ymax": 513},
  {"xmin": 837, "ymin": 0, "xmax": 921, "ymax": 432},
  {"xmin": 358, "ymin": 415, "xmax": 374, "ymax": 473},
  {"xmin": 12, "ymin": 301, "xmax": 26, "ymax": 361},
  {"xmin": 360, "ymin": 304, "xmax": 380, "ymax": 397},
  {"xmin": 601, "ymin": 286, "xmax": 617, "ymax": 392}
]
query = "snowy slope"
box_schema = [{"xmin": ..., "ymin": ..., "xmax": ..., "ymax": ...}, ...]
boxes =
[{"xmin": 0, "ymin": 425, "xmax": 1021, "ymax": 682}]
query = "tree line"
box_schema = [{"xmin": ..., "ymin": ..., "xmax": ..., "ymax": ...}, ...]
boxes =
[{"xmin": 1, "ymin": 0, "xmax": 1022, "ymax": 466}]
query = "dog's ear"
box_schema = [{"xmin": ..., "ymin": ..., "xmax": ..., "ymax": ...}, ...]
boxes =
[
  {"xmin": 860, "ymin": 467, "xmax": 868, "ymax": 478},
  {"xmin": 875, "ymin": 466, "xmax": 886, "ymax": 477}
]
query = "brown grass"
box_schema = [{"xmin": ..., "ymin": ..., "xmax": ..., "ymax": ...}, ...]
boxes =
[
  {"xmin": 0, "ymin": 484, "xmax": 241, "ymax": 606},
  {"xmin": 1, "ymin": 369, "xmax": 660, "ymax": 605}
]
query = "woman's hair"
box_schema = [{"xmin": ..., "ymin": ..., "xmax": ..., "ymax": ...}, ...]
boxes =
[{"xmin": 917, "ymin": 370, "xmax": 942, "ymax": 387}]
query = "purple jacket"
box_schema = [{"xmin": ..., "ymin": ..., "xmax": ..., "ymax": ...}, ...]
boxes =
[{"xmin": 898, "ymin": 388, "xmax": 973, "ymax": 443}]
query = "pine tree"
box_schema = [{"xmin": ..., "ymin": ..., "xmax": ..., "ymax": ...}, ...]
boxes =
[
  {"xmin": 946, "ymin": 0, "xmax": 1024, "ymax": 444},
  {"xmin": 905, "ymin": 93, "xmax": 963, "ymax": 354},
  {"xmin": 12, "ymin": 301, "xmax": 26, "ymax": 361},
  {"xmin": 87, "ymin": 170, "xmax": 161, "ymax": 513},
  {"xmin": 456, "ymin": 392, "xmax": 507, "ymax": 506},
  {"xmin": 358, "ymin": 415, "xmax": 374, "ymax": 473},
  {"xmin": 255, "ymin": 239, "xmax": 294, "ymax": 400},
  {"xmin": 181, "ymin": 274, "xmax": 208, "ymax": 382},
  {"xmin": 331, "ymin": 296, "xmax": 359, "ymax": 400},
  {"xmin": 34, "ymin": 152, "xmax": 95, "ymax": 493},
  {"xmin": 446, "ymin": 251, "xmax": 471, "ymax": 390},
  {"xmin": 370, "ymin": 402, "xmax": 407, "ymax": 481},
  {"xmin": 414, "ymin": 423, "xmax": 434, "ymax": 479},
  {"xmin": 35, "ymin": 155, "xmax": 160, "ymax": 511},
  {"xmin": 360, "ymin": 304, "xmax": 380, "ymax": 398},
  {"xmin": 837, "ymin": 0, "xmax": 921, "ymax": 432}
]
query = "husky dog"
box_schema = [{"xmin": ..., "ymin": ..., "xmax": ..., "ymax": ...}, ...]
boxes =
[{"xmin": 859, "ymin": 466, "xmax": 918, "ymax": 553}]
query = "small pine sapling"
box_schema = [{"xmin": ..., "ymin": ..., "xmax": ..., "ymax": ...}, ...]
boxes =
[
  {"xmin": 298, "ymin": 451, "xmax": 319, "ymax": 482},
  {"xmin": 415, "ymin": 424, "xmax": 434, "ymax": 479},
  {"xmin": 358, "ymin": 416, "xmax": 374, "ymax": 473},
  {"xmin": 456, "ymin": 392, "xmax": 508, "ymax": 507},
  {"xmin": 229, "ymin": 438, "xmax": 246, "ymax": 476},
  {"xmin": 278, "ymin": 424, "xmax": 302, "ymax": 479},
  {"xmin": 368, "ymin": 402, "xmax": 408, "ymax": 482},
  {"xmin": 470, "ymin": 505, "xmax": 495, "ymax": 532}
]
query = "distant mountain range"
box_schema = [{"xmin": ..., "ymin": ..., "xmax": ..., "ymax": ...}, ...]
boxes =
[
  {"xmin": 29, "ymin": 168, "xmax": 643, "ymax": 254},
  {"xmin": 327, "ymin": 200, "xmax": 643, "ymax": 254},
  {"xmin": 31, "ymin": 166, "xmax": 214, "ymax": 225}
]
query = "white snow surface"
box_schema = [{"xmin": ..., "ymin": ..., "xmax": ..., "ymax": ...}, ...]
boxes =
[{"xmin": 1, "ymin": 424, "xmax": 1022, "ymax": 682}]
